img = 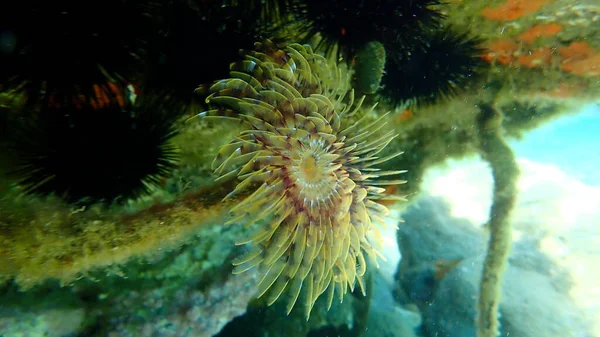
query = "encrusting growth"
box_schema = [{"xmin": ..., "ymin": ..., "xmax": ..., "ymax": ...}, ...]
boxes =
[
  {"xmin": 193, "ymin": 40, "xmax": 406, "ymax": 319},
  {"xmin": 475, "ymin": 103, "xmax": 519, "ymax": 337}
]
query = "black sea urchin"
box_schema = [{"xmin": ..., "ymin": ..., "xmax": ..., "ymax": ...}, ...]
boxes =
[
  {"xmin": 143, "ymin": 0, "xmax": 263, "ymax": 99},
  {"xmin": 218, "ymin": 0, "xmax": 292, "ymax": 25},
  {"xmin": 0, "ymin": 1, "xmax": 154, "ymax": 99},
  {"xmin": 10, "ymin": 83, "xmax": 181, "ymax": 204},
  {"xmin": 197, "ymin": 40, "xmax": 406, "ymax": 318},
  {"xmin": 381, "ymin": 28, "xmax": 486, "ymax": 106},
  {"xmin": 292, "ymin": 0, "xmax": 443, "ymax": 61}
]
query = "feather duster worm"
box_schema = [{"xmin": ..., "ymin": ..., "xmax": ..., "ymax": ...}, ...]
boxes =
[{"xmin": 197, "ymin": 41, "xmax": 406, "ymax": 319}]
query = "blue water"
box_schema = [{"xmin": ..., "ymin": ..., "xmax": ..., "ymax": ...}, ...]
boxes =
[{"xmin": 509, "ymin": 103, "xmax": 600, "ymax": 187}]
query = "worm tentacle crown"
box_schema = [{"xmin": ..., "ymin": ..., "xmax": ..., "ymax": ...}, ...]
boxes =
[{"xmin": 198, "ymin": 40, "xmax": 406, "ymax": 319}]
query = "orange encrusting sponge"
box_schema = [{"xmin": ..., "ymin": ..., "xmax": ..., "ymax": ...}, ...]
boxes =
[
  {"xmin": 518, "ymin": 24, "xmax": 563, "ymax": 44},
  {"xmin": 482, "ymin": 0, "xmax": 552, "ymax": 21},
  {"xmin": 559, "ymin": 42, "xmax": 600, "ymax": 77},
  {"xmin": 481, "ymin": 16, "xmax": 600, "ymax": 77}
]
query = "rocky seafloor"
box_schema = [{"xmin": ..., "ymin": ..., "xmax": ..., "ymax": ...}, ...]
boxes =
[{"xmin": 2, "ymin": 0, "xmax": 600, "ymax": 336}]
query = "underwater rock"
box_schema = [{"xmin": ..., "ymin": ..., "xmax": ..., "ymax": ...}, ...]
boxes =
[
  {"xmin": 396, "ymin": 192, "xmax": 590, "ymax": 337},
  {"xmin": 0, "ymin": 216, "xmax": 256, "ymax": 337},
  {"xmin": 0, "ymin": 284, "xmax": 87, "ymax": 337},
  {"xmin": 0, "ymin": 307, "xmax": 85, "ymax": 337},
  {"xmin": 215, "ymin": 272, "xmax": 372, "ymax": 337},
  {"xmin": 366, "ymin": 272, "xmax": 422, "ymax": 337},
  {"xmin": 105, "ymin": 270, "xmax": 259, "ymax": 337},
  {"xmin": 94, "ymin": 222, "xmax": 256, "ymax": 337}
]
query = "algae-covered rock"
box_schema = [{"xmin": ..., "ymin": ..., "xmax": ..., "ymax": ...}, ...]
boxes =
[
  {"xmin": 396, "ymin": 189, "xmax": 591, "ymax": 337},
  {"xmin": 1, "ymin": 1, "xmax": 599, "ymax": 336},
  {"xmin": 0, "ymin": 307, "xmax": 86, "ymax": 337},
  {"xmin": 0, "ymin": 204, "xmax": 255, "ymax": 337},
  {"xmin": 0, "ymin": 283, "xmax": 88, "ymax": 337},
  {"xmin": 366, "ymin": 272, "xmax": 422, "ymax": 337}
]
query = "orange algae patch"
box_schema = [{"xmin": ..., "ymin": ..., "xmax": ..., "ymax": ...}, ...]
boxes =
[
  {"xmin": 560, "ymin": 42, "xmax": 593, "ymax": 59},
  {"xmin": 562, "ymin": 55, "xmax": 600, "ymax": 76},
  {"xmin": 518, "ymin": 47, "xmax": 554, "ymax": 68},
  {"xmin": 378, "ymin": 185, "xmax": 401, "ymax": 207},
  {"xmin": 482, "ymin": 0, "xmax": 551, "ymax": 21},
  {"xmin": 536, "ymin": 83, "xmax": 579, "ymax": 99},
  {"xmin": 559, "ymin": 42, "xmax": 600, "ymax": 76},
  {"xmin": 549, "ymin": 84, "xmax": 575, "ymax": 98},
  {"xmin": 397, "ymin": 109, "xmax": 413, "ymax": 121},
  {"xmin": 482, "ymin": 38, "xmax": 520, "ymax": 65},
  {"xmin": 518, "ymin": 23, "xmax": 563, "ymax": 44}
]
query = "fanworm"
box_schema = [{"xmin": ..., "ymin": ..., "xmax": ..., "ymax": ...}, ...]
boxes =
[{"xmin": 196, "ymin": 40, "xmax": 406, "ymax": 319}]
